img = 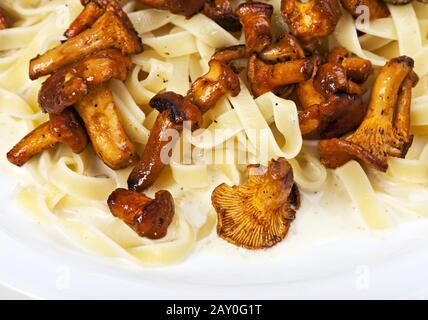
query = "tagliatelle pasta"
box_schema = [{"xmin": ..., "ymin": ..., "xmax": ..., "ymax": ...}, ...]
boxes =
[{"xmin": 0, "ymin": 0, "xmax": 428, "ymax": 266}]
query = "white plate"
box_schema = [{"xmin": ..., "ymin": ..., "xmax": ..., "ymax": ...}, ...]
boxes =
[{"xmin": 1, "ymin": 173, "xmax": 428, "ymax": 300}]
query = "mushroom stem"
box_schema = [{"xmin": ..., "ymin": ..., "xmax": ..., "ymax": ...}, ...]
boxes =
[
  {"xmin": 75, "ymin": 84, "xmax": 137, "ymax": 170},
  {"xmin": 29, "ymin": 2, "xmax": 142, "ymax": 80},
  {"xmin": 128, "ymin": 92, "xmax": 202, "ymax": 192},
  {"xmin": 7, "ymin": 123, "xmax": 58, "ymax": 167}
]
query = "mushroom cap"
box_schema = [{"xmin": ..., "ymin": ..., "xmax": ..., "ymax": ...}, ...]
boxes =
[
  {"xmin": 150, "ymin": 91, "xmax": 203, "ymax": 129},
  {"xmin": 188, "ymin": 59, "xmax": 240, "ymax": 113},
  {"xmin": 236, "ymin": 1, "xmax": 274, "ymax": 54},
  {"xmin": 108, "ymin": 188, "xmax": 175, "ymax": 239},
  {"xmin": 38, "ymin": 49, "xmax": 132, "ymax": 115},
  {"xmin": 204, "ymin": 0, "xmax": 241, "ymax": 32},
  {"xmin": 212, "ymin": 158, "xmax": 300, "ymax": 249},
  {"xmin": 319, "ymin": 138, "xmax": 389, "ymax": 172},
  {"xmin": 281, "ymin": 0, "xmax": 342, "ymax": 50}
]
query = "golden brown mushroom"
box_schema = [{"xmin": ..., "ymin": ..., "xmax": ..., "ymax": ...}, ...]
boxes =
[
  {"xmin": 247, "ymin": 54, "xmax": 314, "ymax": 98},
  {"xmin": 0, "ymin": 8, "xmax": 9, "ymax": 30},
  {"xmin": 203, "ymin": 0, "xmax": 241, "ymax": 32},
  {"xmin": 299, "ymin": 92, "xmax": 365, "ymax": 139},
  {"xmin": 236, "ymin": 2, "xmax": 273, "ymax": 54},
  {"xmin": 212, "ymin": 45, "xmax": 247, "ymax": 63},
  {"xmin": 297, "ymin": 48, "xmax": 371, "ymax": 139},
  {"xmin": 212, "ymin": 158, "xmax": 300, "ymax": 250},
  {"xmin": 64, "ymin": 0, "xmax": 113, "ymax": 39},
  {"xmin": 187, "ymin": 59, "xmax": 240, "ymax": 113},
  {"xmin": 327, "ymin": 47, "xmax": 373, "ymax": 84},
  {"xmin": 319, "ymin": 56, "xmax": 418, "ymax": 171},
  {"xmin": 38, "ymin": 49, "xmax": 132, "ymax": 115},
  {"xmin": 128, "ymin": 55, "xmax": 240, "ymax": 191},
  {"xmin": 258, "ymin": 33, "xmax": 306, "ymax": 64},
  {"xmin": 29, "ymin": 1, "xmax": 142, "ymax": 80},
  {"xmin": 281, "ymin": 0, "xmax": 342, "ymax": 51},
  {"xmin": 108, "ymin": 188, "xmax": 175, "ymax": 239},
  {"xmin": 128, "ymin": 92, "xmax": 203, "ymax": 192},
  {"xmin": 7, "ymin": 109, "xmax": 88, "ymax": 167},
  {"xmin": 247, "ymin": 33, "xmax": 314, "ymax": 99},
  {"xmin": 340, "ymin": 0, "xmax": 389, "ymax": 20},
  {"xmin": 137, "ymin": 0, "xmax": 205, "ymax": 17},
  {"xmin": 49, "ymin": 109, "xmax": 89, "ymax": 154},
  {"xmin": 75, "ymin": 83, "xmax": 137, "ymax": 170}
]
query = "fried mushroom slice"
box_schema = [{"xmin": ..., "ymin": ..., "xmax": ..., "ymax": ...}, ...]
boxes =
[
  {"xmin": 128, "ymin": 92, "xmax": 202, "ymax": 192},
  {"xmin": 29, "ymin": 1, "xmax": 142, "ymax": 80},
  {"xmin": 247, "ymin": 54, "xmax": 314, "ymax": 98},
  {"xmin": 75, "ymin": 84, "xmax": 137, "ymax": 170},
  {"xmin": 212, "ymin": 158, "xmax": 300, "ymax": 250},
  {"xmin": 204, "ymin": 0, "xmax": 241, "ymax": 32},
  {"xmin": 38, "ymin": 49, "xmax": 132, "ymax": 115},
  {"xmin": 187, "ymin": 59, "xmax": 241, "ymax": 113},
  {"xmin": 49, "ymin": 109, "xmax": 89, "ymax": 154},
  {"xmin": 236, "ymin": 2, "xmax": 274, "ymax": 54},
  {"xmin": 64, "ymin": 0, "xmax": 113, "ymax": 38},
  {"xmin": 319, "ymin": 56, "xmax": 418, "ymax": 171},
  {"xmin": 0, "ymin": 8, "xmax": 9, "ymax": 30},
  {"xmin": 281, "ymin": 0, "xmax": 342, "ymax": 51},
  {"xmin": 108, "ymin": 188, "xmax": 175, "ymax": 239},
  {"xmin": 137, "ymin": 0, "xmax": 205, "ymax": 17},
  {"xmin": 340, "ymin": 0, "xmax": 389, "ymax": 20}
]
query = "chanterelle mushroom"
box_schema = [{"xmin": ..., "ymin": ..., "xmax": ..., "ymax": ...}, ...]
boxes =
[
  {"xmin": 128, "ymin": 92, "xmax": 203, "ymax": 192},
  {"xmin": 319, "ymin": 56, "xmax": 418, "ymax": 172},
  {"xmin": 281, "ymin": 0, "xmax": 342, "ymax": 51},
  {"xmin": 128, "ymin": 57, "xmax": 240, "ymax": 191},
  {"xmin": 49, "ymin": 109, "xmax": 89, "ymax": 154},
  {"xmin": 236, "ymin": 2, "xmax": 274, "ymax": 54},
  {"xmin": 212, "ymin": 158, "xmax": 300, "ymax": 250},
  {"xmin": 187, "ymin": 59, "xmax": 240, "ymax": 113},
  {"xmin": 29, "ymin": 1, "xmax": 143, "ymax": 80},
  {"xmin": 108, "ymin": 188, "xmax": 175, "ymax": 239},
  {"xmin": 247, "ymin": 32, "xmax": 314, "ymax": 99},
  {"xmin": 7, "ymin": 109, "xmax": 88, "ymax": 167},
  {"xmin": 65, "ymin": 0, "xmax": 113, "ymax": 39},
  {"xmin": 204, "ymin": 0, "xmax": 241, "ymax": 32},
  {"xmin": 137, "ymin": 0, "xmax": 205, "ymax": 17},
  {"xmin": 297, "ymin": 47, "xmax": 371, "ymax": 139},
  {"xmin": 340, "ymin": 0, "xmax": 389, "ymax": 20},
  {"xmin": 0, "ymin": 8, "xmax": 9, "ymax": 30},
  {"xmin": 38, "ymin": 49, "xmax": 132, "ymax": 115},
  {"xmin": 247, "ymin": 54, "xmax": 315, "ymax": 98}
]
